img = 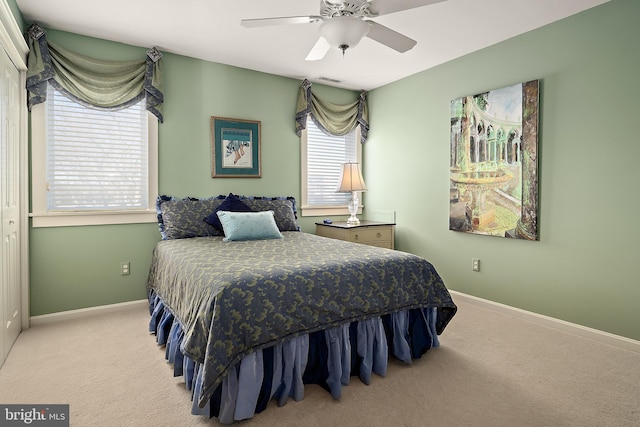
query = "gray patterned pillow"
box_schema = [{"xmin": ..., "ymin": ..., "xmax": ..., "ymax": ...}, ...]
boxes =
[
  {"xmin": 158, "ymin": 197, "xmax": 224, "ymax": 239},
  {"xmin": 238, "ymin": 197, "xmax": 300, "ymax": 231}
]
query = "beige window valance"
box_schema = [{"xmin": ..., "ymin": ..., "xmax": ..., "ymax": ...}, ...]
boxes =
[
  {"xmin": 25, "ymin": 22, "xmax": 164, "ymax": 122},
  {"xmin": 295, "ymin": 79, "xmax": 369, "ymax": 142}
]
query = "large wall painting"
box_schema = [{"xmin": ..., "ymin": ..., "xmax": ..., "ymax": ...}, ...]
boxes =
[{"xmin": 449, "ymin": 80, "xmax": 539, "ymax": 240}]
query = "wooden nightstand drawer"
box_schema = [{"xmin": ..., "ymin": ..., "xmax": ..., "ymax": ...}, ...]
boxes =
[
  {"xmin": 315, "ymin": 221, "xmax": 395, "ymax": 249},
  {"xmin": 348, "ymin": 227, "xmax": 392, "ymax": 245}
]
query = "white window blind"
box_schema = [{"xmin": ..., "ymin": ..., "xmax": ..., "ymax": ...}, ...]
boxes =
[
  {"xmin": 46, "ymin": 85, "xmax": 148, "ymax": 212},
  {"xmin": 306, "ymin": 117, "xmax": 357, "ymax": 207}
]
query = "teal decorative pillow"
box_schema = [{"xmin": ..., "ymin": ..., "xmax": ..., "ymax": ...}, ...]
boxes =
[{"xmin": 216, "ymin": 210, "xmax": 283, "ymax": 242}]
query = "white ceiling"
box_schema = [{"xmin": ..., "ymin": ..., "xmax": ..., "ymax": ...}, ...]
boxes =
[{"xmin": 16, "ymin": 0, "xmax": 609, "ymax": 91}]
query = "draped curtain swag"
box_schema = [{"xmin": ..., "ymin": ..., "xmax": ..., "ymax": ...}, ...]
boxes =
[
  {"xmin": 295, "ymin": 79, "xmax": 369, "ymax": 143},
  {"xmin": 25, "ymin": 22, "xmax": 164, "ymax": 122}
]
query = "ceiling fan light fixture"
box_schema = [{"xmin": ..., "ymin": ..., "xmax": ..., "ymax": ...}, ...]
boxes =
[{"xmin": 319, "ymin": 16, "xmax": 370, "ymax": 54}]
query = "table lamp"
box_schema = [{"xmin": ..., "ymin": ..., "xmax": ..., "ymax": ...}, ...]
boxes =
[{"xmin": 336, "ymin": 162, "xmax": 367, "ymax": 225}]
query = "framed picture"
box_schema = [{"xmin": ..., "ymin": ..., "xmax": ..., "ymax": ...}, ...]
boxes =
[
  {"xmin": 211, "ymin": 116, "xmax": 261, "ymax": 178},
  {"xmin": 449, "ymin": 80, "xmax": 539, "ymax": 240}
]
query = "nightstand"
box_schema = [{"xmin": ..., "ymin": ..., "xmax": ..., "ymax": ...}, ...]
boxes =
[{"xmin": 315, "ymin": 220, "xmax": 395, "ymax": 249}]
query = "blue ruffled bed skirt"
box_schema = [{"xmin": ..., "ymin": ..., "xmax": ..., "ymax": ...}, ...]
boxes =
[{"xmin": 148, "ymin": 291, "xmax": 441, "ymax": 425}]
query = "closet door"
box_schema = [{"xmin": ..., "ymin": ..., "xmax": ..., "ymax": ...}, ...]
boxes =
[{"xmin": 1, "ymin": 43, "xmax": 21, "ymax": 363}]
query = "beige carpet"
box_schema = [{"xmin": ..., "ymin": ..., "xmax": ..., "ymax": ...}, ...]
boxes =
[{"xmin": 1, "ymin": 298, "xmax": 638, "ymax": 427}]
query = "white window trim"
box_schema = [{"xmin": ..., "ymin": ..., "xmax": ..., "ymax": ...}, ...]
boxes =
[
  {"xmin": 300, "ymin": 125, "xmax": 363, "ymax": 217},
  {"xmin": 29, "ymin": 102, "xmax": 159, "ymax": 227}
]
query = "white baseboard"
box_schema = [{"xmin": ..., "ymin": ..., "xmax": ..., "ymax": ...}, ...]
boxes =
[
  {"xmin": 29, "ymin": 299, "xmax": 148, "ymax": 327},
  {"xmin": 449, "ymin": 290, "xmax": 640, "ymax": 354}
]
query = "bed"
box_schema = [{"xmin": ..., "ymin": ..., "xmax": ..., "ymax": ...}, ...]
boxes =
[{"xmin": 147, "ymin": 194, "xmax": 457, "ymax": 424}]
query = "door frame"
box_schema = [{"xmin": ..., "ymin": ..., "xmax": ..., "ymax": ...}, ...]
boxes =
[{"xmin": 1, "ymin": 1, "xmax": 31, "ymax": 334}]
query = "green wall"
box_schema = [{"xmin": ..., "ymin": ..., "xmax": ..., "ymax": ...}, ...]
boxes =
[
  {"xmin": 365, "ymin": 0, "xmax": 640, "ymax": 340},
  {"xmin": 28, "ymin": 29, "xmax": 356, "ymax": 316},
  {"xmin": 24, "ymin": 0, "xmax": 640, "ymax": 341}
]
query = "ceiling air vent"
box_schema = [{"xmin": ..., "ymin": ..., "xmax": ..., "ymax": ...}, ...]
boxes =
[{"xmin": 317, "ymin": 76, "xmax": 342, "ymax": 84}]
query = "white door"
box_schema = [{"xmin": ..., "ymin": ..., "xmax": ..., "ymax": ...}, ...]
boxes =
[{"xmin": 1, "ymin": 43, "xmax": 21, "ymax": 363}]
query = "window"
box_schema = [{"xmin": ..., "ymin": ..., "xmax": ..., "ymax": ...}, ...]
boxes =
[
  {"xmin": 30, "ymin": 86, "xmax": 158, "ymax": 227},
  {"xmin": 301, "ymin": 116, "xmax": 362, "ymax": 216}
]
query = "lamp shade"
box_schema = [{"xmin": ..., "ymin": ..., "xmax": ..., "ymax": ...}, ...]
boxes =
[
  {"xmin": 336, "ymin": 162, "xmax": 367, "ymax": 193},
  {"xmin": 320, "ymin": 16, "xmax": 370, "ymax": 50}
]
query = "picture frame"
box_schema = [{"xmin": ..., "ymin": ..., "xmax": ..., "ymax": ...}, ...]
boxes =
[{"xmin": 211, "ymin": 116, "xmax": 262, "ymax": 178}]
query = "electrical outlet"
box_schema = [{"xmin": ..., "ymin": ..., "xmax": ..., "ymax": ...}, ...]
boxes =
[
  {"xmin": 472, "ymin": 258, "xmax": 480, "ymax": 272},
  {"xmin": 121, "ymin": 262, "xmax": 130, "ymax": 276}
]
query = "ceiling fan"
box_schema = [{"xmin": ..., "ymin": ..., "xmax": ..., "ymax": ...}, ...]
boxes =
[{"xmin": 240, "ymin": 0, "xmax": 446, "ymax": 61}]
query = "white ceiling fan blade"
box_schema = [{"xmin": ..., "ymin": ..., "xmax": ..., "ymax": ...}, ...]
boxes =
[
  {"xmin": 365, "ymin": 21, "xmax": 417, "ymax": 53},
  {"xmin": 241, "ymin": 16, "xmax": 323, "ymax": 28},
  {"xmin": 369, "ymin": 0, "xmax": 446, "ymax": 16},
  {"xmin": 305, "ymin": 37, "xmax": 331, "ymax": 61}
]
